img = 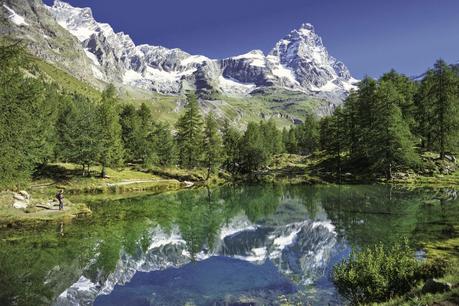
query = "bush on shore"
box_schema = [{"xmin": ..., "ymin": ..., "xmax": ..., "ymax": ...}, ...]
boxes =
[{"xmin": 332, "ymin": 239, "xmax": 448, "ymax": 304}]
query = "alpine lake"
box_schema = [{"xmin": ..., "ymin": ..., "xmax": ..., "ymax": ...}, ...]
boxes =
[{"xmin": 1, "ymin": 184, "xmax": 458, "ymax": 306}]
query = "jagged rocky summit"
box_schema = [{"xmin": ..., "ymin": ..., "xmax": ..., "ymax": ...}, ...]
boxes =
[{"xmin": 1, "ymin": 0, "xmax": 357, "ymax": 102}]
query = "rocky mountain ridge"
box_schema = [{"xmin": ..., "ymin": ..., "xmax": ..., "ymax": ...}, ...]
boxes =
[{"xmin": 1, "ymin": 0, "xmax": 357, "ymax": 103}]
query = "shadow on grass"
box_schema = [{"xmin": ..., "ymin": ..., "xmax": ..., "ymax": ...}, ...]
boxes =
[{"xmin": 32, "ymin": 164, "xmax": 91, "ymax": 184}]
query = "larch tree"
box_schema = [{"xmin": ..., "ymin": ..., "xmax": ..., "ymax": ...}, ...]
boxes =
[
  {"xmin": 175, "ymin": 93, "xmax": 204, "ymax": 169},
  {"xmin": 368, "ymin": 81, "xmax": 418, "ymax": 179},
  {"xmin": 203, "ymin": 113, "xmax": 224, "ymax": 179},
  {"xmin": 222, "ymin": 120, "xmax": 241, "ymax": 173},
  {"xmin": 97, "ymin": 84, "xmax": 124, "ymax": 177},
  {"xmin": 428, "ymin": 60, "xmax": 459, "ymax": 158}
]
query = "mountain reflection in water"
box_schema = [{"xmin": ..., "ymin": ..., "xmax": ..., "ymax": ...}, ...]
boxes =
[{"xmin": 0, "ymin": 185, "xmax": 457, "ymax": 305}]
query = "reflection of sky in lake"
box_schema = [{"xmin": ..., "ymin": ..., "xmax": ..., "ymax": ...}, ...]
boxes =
[
  {"xmin": 95, "ymin": 257, "xmax": 296, "ymax": 306},
  {"xmin": 56, "ymin": 186, "xmax": 349, "ymax": 305},
  {"xmin": 1, "ymin": 185, "xmax": 457, "ymax": 306}
]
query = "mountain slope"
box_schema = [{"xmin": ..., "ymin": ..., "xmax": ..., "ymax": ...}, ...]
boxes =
[
  {"xmin": 1, "ymin": 0, "xmax": 355, "ymax": 124},
  {"xmin": 1, "ymin": 0, "xmax": 106, "ymax": 89},
  {"xmin": 42, "ymin": 0, "xmax": 357, "ymax": 101}
]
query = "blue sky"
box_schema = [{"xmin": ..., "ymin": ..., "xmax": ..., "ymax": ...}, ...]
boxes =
[{"xmin": 43, "ymin": 0, "xmax": 459, "ymax": 78}]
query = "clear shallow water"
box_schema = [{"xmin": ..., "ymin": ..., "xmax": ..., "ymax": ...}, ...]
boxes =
[{"xmin": 0, "ymin": 185, "xmax": 457, "ymax": 306}]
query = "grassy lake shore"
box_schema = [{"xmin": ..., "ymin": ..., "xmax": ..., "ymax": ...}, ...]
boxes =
[{"xmin": 1, "ymin": 153, "xmax": 458, "ymax": 227}]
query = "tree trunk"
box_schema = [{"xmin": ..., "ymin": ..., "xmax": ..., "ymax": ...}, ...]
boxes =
[
  {"xmin": 387, "ymin": 162, "xmax": 392, "ymax": 180},
  {"xmin": 101, "ymin": 163, "xmax": 106, "ymax": 178}
]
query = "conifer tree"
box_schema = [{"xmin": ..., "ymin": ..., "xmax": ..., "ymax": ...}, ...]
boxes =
[
  {"xmin": 260, "ymin": 119, "xmax": 284, "ymax": 155},
  {"xmin": 56, "ymin": 94, "xmax": 100, "ymax": 175},
  {"xmin": 97, "ymin": 84, "xmax": 124, "ymax": 177},
  {"xmin": 297, "ymin": 113, "xmax": 320, "ymax": 155},
  {"xmin": 222, "ymin": 120, "xmax": 241, "ymax": 173},
  {"xmin": 342, "ymin": 91, "xmax": 359, "ymax": 157},
  {"xmin": 151, "ymin": 122, "xmax": 176, "ymax": 166},
  {"xmin": 203, "ymin": 113, "xmax": 224, "ymax": 178},
  {"xmin": 285, "ymin": 128, "xmax": 298, "ymax": 154},
  {"xmin": 0, "ymin": 42, "xmax": 57, "ymax": 187},
  {"xmin": 427, "ymin": 60, "xmax": 459, "ymax": 158},
  {"xmin": 238, "ymin": 122, "xmax": 269, "ymax": 173},
  {"xmin": 353, "ymin": 77, "xmax": 378, "ymax": 163},
  {"xmin": 368, "ymin": 81, "xmax": 418, "ymax": 178},
  {"xmin": 320, "ymin": 107, "xmax": 345, "ymax": 178},
  {"xmin": 136, "ymin": 102, "xmax": 155, "ymax": 165},
  {"xmin": 175, "ymin": 93, "xmax": 204, "ymax": 168},
  {"xmin": 414, "ymin": 70, "xmax": 436, "ymax": 149},
  {"xmin": 119, "ymin": 104, "xmax": 140, "ymax": 161},
  {"xmin": 380, "ymin": 70, "xmax": 417, "ymax": 130}
]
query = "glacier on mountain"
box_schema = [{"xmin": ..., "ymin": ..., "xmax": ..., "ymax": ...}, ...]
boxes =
[{"xmin": 45, "ymin": 0, "xmax": 357, "ymax": 101}]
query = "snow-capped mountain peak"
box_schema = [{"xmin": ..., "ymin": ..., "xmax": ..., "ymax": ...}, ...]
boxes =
[{"xmin": 45, "ymin": 1, "xmax": 356, "ymax": 100}]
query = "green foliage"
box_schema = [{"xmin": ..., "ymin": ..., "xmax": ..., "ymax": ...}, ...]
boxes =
[
  {"xmin": 283, "ymin": 114, "xmax": 319, "ymax": 155},
  {"xmin": 333, "ymin": 240, "xmax": 422, "ymax": 304},
  {"xmin": 296, "ymin": 113, "xmax": 320, "ymax": 154},
  {"xmin": 222, "ymin": 120, "xmax": 241, "ymax": 173},
  {"xmin": 417, "ymin": 60, "xmax": 459, "ymax": 157},
  {"xmin": 321, "ymin": 61, "xmax": 458, "ymax": 178},
  {"xmin": 119, "ymin": 104, "xmax": 140, "ymax": 161},
  {"xmin": 97, "ymin": 84, "xmax": 124, "ymax": 176},
  {"xmin": 380, "ymin": 69, "xmax": 418, "ymax": 129},
  {"xmin": 0, "ymin": 42, "xmax": 58, "ymax": 188},
  {"xmin": 150, "ymin": 122, "xmax": 176, "ymax": 166},
  {"xmin": 119, "ymin": 102, "xmax": 155, "ymax": 164},
  {"xmin": 320, "ymin": 107, "xmax": 345, "ymax": 175},
  {"xmin": 368, "ymin": 81, "xmax": 419, "ymax": 178},
  {"xmin": 55, "ymin": 94, "xmax": 100, "ymax": 173},
  {"xmin": 203, "ymin": 113, "xmax": 224, "ymax": 178},
  {"xmin": 260, "ymin": 119, "xmax": 285, "ymax": 156},
  {"xmin": 238, "ymin": 122, "xmax": 271, "ymax": 173},
  {"xmin": 175, "ymin": 93, "xmax": 204, "ymax": 169}
]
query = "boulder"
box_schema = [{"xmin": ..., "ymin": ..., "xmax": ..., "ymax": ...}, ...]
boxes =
[
  {"xmin": 12, "ymin": 192, "xmax": 30, "ymax": 209},
  {"xmin": 422, "ymin": 278, "xmax": 452, "ymax": 294},
  {"xmin": 13, "ymin": 201, "xmax": 28, "ymax": 209},
  {"xmin": 13, "ymin": 193, "xmax": 26, "ymax": 201},
  {"xmin": 183, "ymin": 181, "xmax": 194, "ymax": 188},
  {"xmin": 18, "ymin": 190, "xmax": 30, "ymax": 199}
]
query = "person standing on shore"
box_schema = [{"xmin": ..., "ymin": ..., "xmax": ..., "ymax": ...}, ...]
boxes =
[{"xmin": 56, "ymin": 189, "xmax": 64, "ymax": 210}]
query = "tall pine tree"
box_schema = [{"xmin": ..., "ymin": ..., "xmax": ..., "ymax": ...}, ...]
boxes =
[
  {"xmin": 222, "ymin": 120, "xmax": 241, "ymax": 173},
  {"xmin": 175, "ymin": 93, "xmax": 204, "ymax": 168},
  {"xmin": 203, "ymin": 113, "xmax": 224, "ymax": 179},
  {"xmin": 0, "ymin": 42, "xmax": 57, "ymax": 187},
  {"xmin": 368, "ymin": 81, "xmax": 418, "ymax": 178},
  {"xmin": 56, "ymin": 94, "xmax": 100, "ymax": 175},
  {"xmin": 97, "ymin": 84, "xmax": 124, "ymax": 177},
  {"xmin": 427, "ymin": 60, "xmax": 459, "ymax": 158}
]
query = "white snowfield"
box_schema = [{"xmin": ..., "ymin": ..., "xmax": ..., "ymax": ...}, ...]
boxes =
[
  {"xmin": 3, "ymin": 4, "xmax": 29, "ymax": 26},
  {"xmin": 46, "ymin": 0, "xmax": 358, "ymax": 99}
]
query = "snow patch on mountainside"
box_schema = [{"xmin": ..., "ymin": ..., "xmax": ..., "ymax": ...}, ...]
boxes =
[
  {"xmin": 219, "ymin": 76, "xmax": 256, "ymax": 96},
  {"xmin": 232, "ymin": 50, "xmax": 266, "ymax": 67},
  {"xmin": 84, "ymin": 49, "xmax": 100, "ymax": 66},
  {"xmin": 181, "ymin": 55, "xmax": 210, "ymax": 66},
  {"xmin": 45, "ymin": 1, "xmax": 357, "ymax": 101},
  {"xmin": 267, "ymin": 55, "xmax": 298, "ymax": 85},
  {"xmin": 3, "ymin": 4, "xmax": 29, "ymax": 26}
]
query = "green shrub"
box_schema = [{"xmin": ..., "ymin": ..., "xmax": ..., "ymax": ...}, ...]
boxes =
[{"xmin": 332, "ymin": 239, "xmax": 421, "ymax": 304}]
